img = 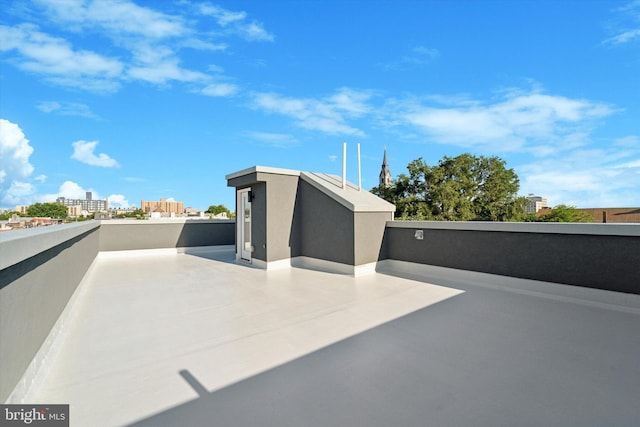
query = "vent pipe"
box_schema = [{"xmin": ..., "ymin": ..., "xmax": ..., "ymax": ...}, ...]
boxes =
[
  {"xmin": 357, "ymin": 143, "xmax": 362, "ymax": 191},
  {"xmin": 342, "ymin": 142, "xmax": 347, "ymax": 189}
]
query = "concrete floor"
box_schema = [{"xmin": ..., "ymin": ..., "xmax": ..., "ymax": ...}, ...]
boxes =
[
  {"xmin": 30, "ymin": 247, "xmax": 640, "ymax": 426},
  {"xmin": 30, "ymin": 247, "xmax": 463, "ymax": 426}
]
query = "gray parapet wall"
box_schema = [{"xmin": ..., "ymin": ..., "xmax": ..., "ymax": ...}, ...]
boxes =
[
  {"xmin": 99, "ymin": 219, "xmax": 236, "ymax": 251},
  {"xmin": 0, "ymin": 222, "xmax": 100, "ymax": 403},
  {"xmin": 381, "ymin": 221, "xmax": 640, "ymax": 294}
]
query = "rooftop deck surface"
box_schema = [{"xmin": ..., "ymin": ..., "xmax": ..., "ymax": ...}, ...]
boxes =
[{"xmin": 30, "ymin": 247, "xmax": 640, "ymax": 426}]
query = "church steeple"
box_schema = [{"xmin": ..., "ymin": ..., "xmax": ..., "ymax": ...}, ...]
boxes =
[{"xmin": 379, "ymin": 146, "xmax": 391, "ymax": 188}]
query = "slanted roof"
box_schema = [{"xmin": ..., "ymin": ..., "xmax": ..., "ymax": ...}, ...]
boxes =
[
  {"xmin": 300, "ymin": 172, "xmax": 395, "ymax": 213},
  {"xmin": 226, "ymin": 166, "xmax": 395, "ymax": 213}
]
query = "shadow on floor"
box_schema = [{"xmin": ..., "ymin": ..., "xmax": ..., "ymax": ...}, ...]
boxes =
[
  {"xmin": 181, "ymin": 247, "xmax": 237, "ymax": 263},
  {"xmin": 127, "ymin": 284, "xmax": 640, "ymax": 427}
]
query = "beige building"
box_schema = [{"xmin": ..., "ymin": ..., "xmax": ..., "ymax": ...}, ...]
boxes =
[
  {"xmin": 141, "ymin": 198, "xmax": 185, "ymax": 215},
  {"xmin": 15, "ymin": 205, "xmax": 29, "ymax": 214},
  {"xmin": 67, "ymin": 205, "xmax": 83, "ymax": 217},
  {"xmin": 526, "ymin": 195, "xmax": 548, "ymax": 214}
]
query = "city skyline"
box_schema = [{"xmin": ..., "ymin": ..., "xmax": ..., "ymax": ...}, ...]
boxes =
[{"xmin": 1, "ymin": 0, "xmax": 639, "ymax": 210}]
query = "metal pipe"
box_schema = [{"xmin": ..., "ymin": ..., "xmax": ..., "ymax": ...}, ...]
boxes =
[
  {"xmin": 357, "ymin": 143, "xmax": 361, "ymax": 191},
  {"xmin": 342, "ymin": 142, "xmax": 347, "ymax": 189}
]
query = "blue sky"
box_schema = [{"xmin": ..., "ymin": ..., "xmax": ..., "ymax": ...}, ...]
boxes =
[{"xmin": 1, "ymin": 0, "xmax": 639, "ymax": 211}]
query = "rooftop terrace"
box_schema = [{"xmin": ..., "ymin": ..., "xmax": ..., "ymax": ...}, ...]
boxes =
[
  {"xmin": 8, "ymin": 241, "xmax": 640, "ymax": 426},
  {"xmin": 2, "ymin": 171, "xmax": 640, "ymax": 426}
]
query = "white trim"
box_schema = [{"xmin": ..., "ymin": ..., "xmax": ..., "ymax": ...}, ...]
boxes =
[
  {"xmin": 236, "ymin": 255, "xmax": 377, "ymax": 277},
  {"xmin": 225, "ymin": 165, "xmax": 301, "ymax": 180},
  {"xmin": 247, "ymin": 258, "xmax": 291, "ymax": 271},
  {"xmin": 385, "ymin": 220, "xmax": 640, "ymax": 236},
  {"xmin": 266, "ymin": 258, "xmax": 293, "ymax": 271},
  {"xmin": 238, "ymin": 188, "xmax": 252, "ymax": 262},
  {"xmin": 353, "ymin": 261, "xmax": 378, "ymax": 277},
  {"xmin": 291, "ymin": 257, "xmax": 377, "ymax": 277}
]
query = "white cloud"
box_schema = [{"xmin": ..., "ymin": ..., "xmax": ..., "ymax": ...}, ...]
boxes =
[
  {"xmin": 41, "ymin": 181, "xmax": 102, "ymax": 203},
  {"xmin": 602, "ymin": 1, "xmax": 640, "ymax": 45},
  {"xmin": 37, "ymin": 101, "xmax": 99, "ymax": 119},
  {"xmin": 71, "ymin": 140, "xmax": 120, "ymax": 167},
  {"xmin": 3, "ymin": 182, "xmax": 37, "ymax": 206},
  {"xmin": 403, "ymin": 90, "xmax": 614, "ymax": 152},
  {"xmin": 36, "ymin": 101, "xmax": 61, "ymax": 113},
  {"xmin": 197, "ymin": 3, "xmax": 274, "ymax": 41},
  {"xmin": 0, "ymin": 23, "xmax": 124, "ymax": 92},
  {"xmin": 198, "ymin": 4, "xmax": 247, "ymax": 26},
  {"xmin": 108, "ymin": 194, "xmax": 130, "ymax": 208},
  {"xmin": 2, "ymin": 1, "xmax": 267, "ymax": 92},
  {"xmin": 251, "ymin": 88, "xmax": 374, "ymax": 136},
  {"xmin": 123, "ymin": 177, "xmax": 146, "ymax": 183},
  {"xmin": 382, "ymin": 45, "xmax": 440, "ymax": 70},
  {"xmin": 519, "ymin": 147, "xmax": 640, "ymax": 207},
  {"xmin": 240, "ymin": 21, "xmax": 274, "ymax": 42},
  {"xmin": 128, "ymin": 60, "xmax": 208, "ymax": 84},
  {"xmin": 245, "ymin": 131, "xmax": 298, "ymax": 148},
  {"xmin": 201, "ymin": 83, "xmax": 239, "ymax": 97},
  {"xmin": 34, "ymin": 0, "xmax": 186, "ymax": 39},
  {"xmin": 34, "ymin": 174, "xmax": 47, "ymax": 183},
  {"xmin": 0, "ymin": 119, "xmax": 34, "ymax": 184},
  {"xmin": 605, "ymin": 28, "xmax": 640, "ymax": 44},
  {"xmin": 0, "ymin": 119, "xmax": 36, "ymax": 205},
  {"xmin": 614, "ymin": 135, "xmax": 640, "ymax": 147},
  {"xmin": 57, "ymin": 181, "xmax": 92, "ymax": 199}
]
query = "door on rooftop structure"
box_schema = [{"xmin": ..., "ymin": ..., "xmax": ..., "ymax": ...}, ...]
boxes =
[{"xmin": 239, "ymin": 188, "xmax": 252, "ymax": 262}]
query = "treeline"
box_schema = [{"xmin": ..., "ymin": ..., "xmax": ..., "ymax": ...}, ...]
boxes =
[{"xmin": 372, "ymin": 153, "xmax": 592, "ymax": 222}]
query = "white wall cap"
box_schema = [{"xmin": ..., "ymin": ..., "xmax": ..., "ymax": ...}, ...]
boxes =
[
  {"xmin": 387, "ymin": 220, "xmax": 640, "ymax": 237},
  {"xmin": 0, "ymin": 221, "xmax": 100, "ymax": 270},
  {"xmin": 225, "ymin": 166, "xmax": 301, "ymax": 181}
]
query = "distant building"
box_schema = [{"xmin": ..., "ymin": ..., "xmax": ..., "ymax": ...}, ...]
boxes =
[
  {"xmin": 6, "ymin": 215, "xmax": 62, "ymax": 229},
  {"xmin": 526, "ymin": 195, "xmax": 548, "ymax": 214},
  {"xmin": 379, "ymin": 147, "xmax": 392, "ymax": 188},
  {"xmin": 211, "ymin": 212, "xmax": 229, "ymax": 219},
  {"xmin": 185, "ymin": 207, "xmax": 201, "ymax": 217},
  {"xmin": 15, "ymin": 205, "xmax": 29, "ymax": 214},
  {"xmin": 67, "ymin": 205, "xmax": 83, "ymax": 217},
  {"xmin": 94, "ymin": 212, "xmax": 111, "ymax": 220},
  {"xmin": 141, "ymin": 198, "xmax": 184, "ymax": 216},
  {"xmin": 56, "ymin": 192, "xmax": 108, "ymax": 212},
  {"xmin": 576, "ymin": 207, "xmax": 640, "ymax": 223},
  {"xmin": 109, "ymin": 207, "xmax": 138, "ymax": 216}
]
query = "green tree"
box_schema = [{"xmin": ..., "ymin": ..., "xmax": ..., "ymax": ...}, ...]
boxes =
[
  {"xmin": 372, "ymin": 154, "xmax": 526, "ymax": 221},
  {"xmin": 26, "ymin": 202, "xmax": 68, "ymax": 219},
  {"xmin": 0, "ymin": 211, "xmax": 24, "ymax": 220},
  {"xmin": 205, "ymin": 204, "xmax": 232, "ymax": 218},
  {"xmin": 534, "ymin": 205, "xmax": 593, "ymax": 223}
]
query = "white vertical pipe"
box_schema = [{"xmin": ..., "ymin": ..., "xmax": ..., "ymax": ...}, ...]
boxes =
[
  {"xmin": 357, "ymin": 143, "xmax": 362, "ymax": 191},
  {"xmin": 342, "ymin": 142, "xmax": 347, "ymax": 189}
]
